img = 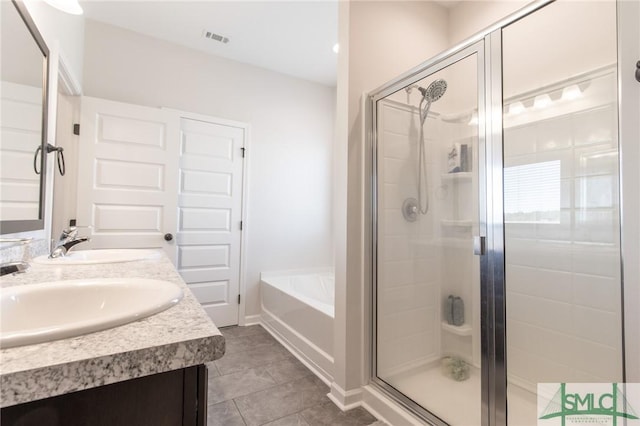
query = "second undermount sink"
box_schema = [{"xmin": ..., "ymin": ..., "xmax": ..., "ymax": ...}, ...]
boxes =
[
  {"xmin": 32, "ymin": 249, "xmax": 161, "ymax": 265},
  {"xmin": 1, "ymin": 278, "xmax": 183, "ymax": 349}
]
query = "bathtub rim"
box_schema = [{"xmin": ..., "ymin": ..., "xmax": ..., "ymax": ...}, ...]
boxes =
[
  {"xmin": 260, "ymin": 268, "xmax": 335, "ymax": 318},
  {"xmin": 260, "ymin": 267, "xmax": 334, "ymax": 281}
]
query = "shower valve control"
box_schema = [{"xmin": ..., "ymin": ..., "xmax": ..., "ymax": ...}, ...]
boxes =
[{"xmin": 402, "ymin": 198, "xmax": 419, "ymax": 222}]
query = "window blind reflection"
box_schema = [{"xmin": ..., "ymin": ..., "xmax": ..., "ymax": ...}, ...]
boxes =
[{"xmin": 504, "ymin": 160, "xmax": 561, "ymax": 223}]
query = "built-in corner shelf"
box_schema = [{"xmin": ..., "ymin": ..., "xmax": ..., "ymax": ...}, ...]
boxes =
[
  {"xmin": 441, "ymin": 172, "xmax": 472, "ymax": 182},
  {"xmin": 441, "ymin": 321, "xmax": 472, "ymax": 336},
  {"xmin": 440, "ymin": 219, "xmax": 473, "ymax": 228}
]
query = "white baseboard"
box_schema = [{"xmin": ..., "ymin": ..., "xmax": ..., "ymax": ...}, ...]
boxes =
[
  {"xmin": 327, "ymin": 382, "xmax": 427, "ymax": 424},
  {"xmin": 328, "ymin": 382, "xmax": 364, "ymax": 411},
  {"xmin": 242, "ymin": 314, "xmax": 261, "ymax": 326}
]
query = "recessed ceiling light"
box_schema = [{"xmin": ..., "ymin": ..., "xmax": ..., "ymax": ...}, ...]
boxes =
[{"xmin": 333, "ymin": 43, "xmax": 340, "ymax": 54}]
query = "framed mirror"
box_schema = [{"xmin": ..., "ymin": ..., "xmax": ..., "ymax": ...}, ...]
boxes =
[{"xmin": 0, "ymin": 0, "xmax": 49, "ymax": 234}]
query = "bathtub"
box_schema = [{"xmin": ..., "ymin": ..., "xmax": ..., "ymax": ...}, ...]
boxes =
[{"xmin": 260, "ymin": 270, "xmax": 334, "ymax": 383}]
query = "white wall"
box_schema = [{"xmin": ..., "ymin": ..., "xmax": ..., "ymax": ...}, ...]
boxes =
[
  {"xmin": 447, "ymin": 0, "xmax": 530, "ymax": 47},
  {"xmin": 502, "ymin": 0, "xmax": 617, "ymax": 97},
  {"xmin": 51, "ymin": 92, "xmax": 80, "ymax": 239},
  {"xmin": 1, "ymin": 2, "xmax": 43, "ymax": 88},
  {"xmin": 334, "ymin": 0, "xmax": 450, "ymax": 405},
  {"xmin": 23, "ymin": 0, "xmax": 84, "ymax": 89},
  {"xmin": 81, "ymin": 20, "xmax": 335, "ymax": 318}
]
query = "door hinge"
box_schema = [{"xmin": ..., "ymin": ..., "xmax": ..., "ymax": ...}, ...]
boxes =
[
  {"xmin": 73, "ymin": 123, "xmax": 80, "ymax": 135},
  {"xmin": 241, "ymin": 147, "xmax": 246, "ymax": 158},
  {"xmin": 240, "ymin": 221, "xmax": 243, "ymax": 231},
  {"xmin": 237, "ymin": 294, "xmax": 241, "ymax": 304}
]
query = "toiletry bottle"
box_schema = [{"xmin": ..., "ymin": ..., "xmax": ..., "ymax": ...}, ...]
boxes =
[
  {"xmin": 452, "ymin": 296, "xmax": 464, "ymax": 326},
  {"xmin": 446, "ymin": 295, "xmax": 454, "ymax": 325}
]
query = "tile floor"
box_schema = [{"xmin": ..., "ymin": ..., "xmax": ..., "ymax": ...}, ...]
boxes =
[{"xmin": 206, "ymin": 325, "xmax": 380, "ymax": 426}]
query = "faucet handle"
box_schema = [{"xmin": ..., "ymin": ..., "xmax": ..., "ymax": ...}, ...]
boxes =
[
  {"xmin": 60, "ymin": 227, "xmax": 77, "ymax": 240},
  {"xmin": 60, "ymin": 225, "xmax": 92, "ymax": 239}
]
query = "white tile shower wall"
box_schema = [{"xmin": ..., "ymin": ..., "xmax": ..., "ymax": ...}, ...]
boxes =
[
  {"xmin": 376, "ymin": 92, "xmax": 482, "ymax": 375},
  {"xmin": 377, "ymin": 100, "xmax": 441, "ymax": 377},
  {"xmin": 437, "ymin": 119, "xmax": 479, "ymax": 366},
  {"xmin": 504, "ymin": 72, "xmax": 622, "ymax": 390}
]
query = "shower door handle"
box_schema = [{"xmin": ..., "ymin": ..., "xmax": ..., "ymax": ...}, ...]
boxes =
[{"xmin": 473, "ymin": 236, "xmax": 486, "ymax": 256}]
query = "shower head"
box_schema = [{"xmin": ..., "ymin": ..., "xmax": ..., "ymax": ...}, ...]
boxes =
[{"xmin": 418, "ymin": 79, "xmax": 448, "ymax": 102}]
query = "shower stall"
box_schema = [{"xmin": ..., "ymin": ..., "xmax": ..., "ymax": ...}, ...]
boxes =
[{"xmin": 368, "ymin": 1, "xmax": 627, "ymax": 425}]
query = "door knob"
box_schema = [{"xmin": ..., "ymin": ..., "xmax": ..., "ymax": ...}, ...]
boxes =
[{"xmin": 164, "ymin": 233, "xmax": 174, "ymax": 242}]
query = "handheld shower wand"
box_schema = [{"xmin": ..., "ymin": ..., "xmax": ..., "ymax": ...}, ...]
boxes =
[{"xmin": 406, "ymin": 79, "xmax": 447, "ymax": 215}]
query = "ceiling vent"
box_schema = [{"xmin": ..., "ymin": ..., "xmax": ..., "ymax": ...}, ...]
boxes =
[{"xmin": 203, "ymin": 30, "xmax": 229, "ymax": 44}]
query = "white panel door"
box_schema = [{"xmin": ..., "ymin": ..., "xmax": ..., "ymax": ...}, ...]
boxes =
[
  {"xmin": 76, "ymin": 97, "xmax": 179, "ymax": 261},
  {"xmin": 178, "ymin": 118, "xmax": 244, "ymax": 326}
]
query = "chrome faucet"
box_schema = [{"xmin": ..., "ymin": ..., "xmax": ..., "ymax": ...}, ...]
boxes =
[{"xmin": 49, "ymin": 226, "xmax": 91, "ymax": 258}]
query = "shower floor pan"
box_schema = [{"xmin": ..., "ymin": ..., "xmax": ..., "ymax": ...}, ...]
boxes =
[{"xmin": 387, "ymin": 363, "xmax": 537, "ymax": 425}]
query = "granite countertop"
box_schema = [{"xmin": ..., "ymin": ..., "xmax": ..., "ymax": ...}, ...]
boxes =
[{"xmin": 0, "ymin": 250, "xmax": 225, "ymax": 408}]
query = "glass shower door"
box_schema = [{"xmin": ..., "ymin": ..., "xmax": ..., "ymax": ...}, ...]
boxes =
[
  {"xmin": 373, "ymin": 45, "xmax": 484, "ymax": 425},
  {"xmin": 502, "ymin": 1, "xmax": 623, "ymax": 424}
]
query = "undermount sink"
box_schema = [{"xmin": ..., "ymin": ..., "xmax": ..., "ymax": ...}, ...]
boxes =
[
  {"xmin": 1, "ymin": 278, "xmax": 183, "ymax": 349},
  {"xmin": 32, "ymin": 249, "xmax": 161, "ymax": 265}
]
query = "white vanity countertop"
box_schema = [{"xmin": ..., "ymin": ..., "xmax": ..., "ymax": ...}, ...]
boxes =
[{"xmin": 0, "ymin": 251, "xmax": 225, "ymax": 408}]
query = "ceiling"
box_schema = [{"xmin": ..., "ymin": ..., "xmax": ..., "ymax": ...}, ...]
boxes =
[
  {"xmin": 80, "ymin": 1, "xmax": 339, "ymax": 87},
  {"xmin": 434, "ymin": 0, "xmax": 461, "ymax": 9}
]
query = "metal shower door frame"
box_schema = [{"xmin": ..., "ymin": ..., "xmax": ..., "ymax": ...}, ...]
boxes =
[
  {"xmin": 368, "ymin": 40, "xmax": 489, "ymax": 426},
  {"xmin": 484, "ymin": 29, "xmax": 506, "ymax": 426}
]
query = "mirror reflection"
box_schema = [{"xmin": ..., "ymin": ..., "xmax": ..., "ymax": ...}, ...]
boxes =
[{"xmin": 0, "ymin": 1, "xmax": 47, "ymax": 225}]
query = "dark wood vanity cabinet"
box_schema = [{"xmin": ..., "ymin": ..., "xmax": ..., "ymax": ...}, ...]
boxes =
[{"xmin": 1, "ymin": 365, "xmax": 208, "ymax": 426}]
